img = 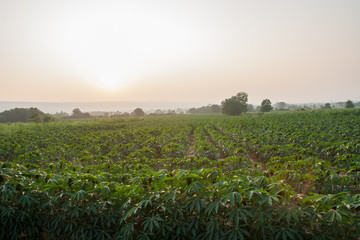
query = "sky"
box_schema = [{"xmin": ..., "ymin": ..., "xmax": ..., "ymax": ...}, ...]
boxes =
[{"xmin": 1, "ymin": 0, "xmax": 360, "ymax": 106}]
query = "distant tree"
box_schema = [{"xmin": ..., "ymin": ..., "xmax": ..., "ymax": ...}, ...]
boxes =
[
  {"xmin": 276, "ymin": 102, "xmax": 287, "ymax": 110},
  {"xmin": 188, "ymin": 108, "xmax": 196, "ymax": 114},
  {"xmin": 72, "ymin": 108, "xmax": 82, "ymax": 116},
  {"xmin": 260, "ymin": 99, "xmax": 273, "ymax": 112},
  {"xmin": 0, "ymin": 107, "xmax": 50, "ymax": 123},
  {"xmin": 167, "ymin": 110, "xmax": 176, "ymax": 115},
  {"xmin": 188, "ymin": 104, "xmax": 221, "ymax": 114},
  {"xmin": 222, "ymin": 97, "xmax": 242, "ymax": 115},
  {"xmin": 53, "ymin": 111, "xmax": 69, "ymax": 119},
  {"xmin": 210, "ymin": 104, "xmax": 221, "ymax": 114},
  {"xmin": 236, "ymin": 92, "xmax": 248, "ymax": 106},
  {"xmin": 287, "ymin": 104, "xmax": 301, "ymax": 110},
  {"xmin": 345, "ymin": 100, "xmax": 355, "ymax": 108},
  {"xmin": 221, "ymin": 92, "xmax": 248, "ymax": 116},
  {"xmin": 324, "ymin": 103, "xmax": 332, "ymax": 109},
  {"xmin": 133, "ymin": 108, "xmax": 145, "ymax": 117},
  {"xmin": 155, "ymin": 109, "xmax": 163, "ymax": 115},
  {"xmin": 247, "ymin": 104, "xmax": 254, "ymax": 112},
  {"xmin": 71, "ymin": 108, "xmax": 91, "ymax": 118},
  {"xmin": 30, "ymin": 111, "xmax": 43, "ymax": 123},
  {"xmin": 43, "ymin": 114, "xmax": 54, "ymax": 122},
  {"xmin": 176, "ymin": 108, "xmax": 183, "ymax": 114}
]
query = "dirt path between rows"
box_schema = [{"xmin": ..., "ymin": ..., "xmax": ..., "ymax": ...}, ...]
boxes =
[
  {"xmin": 248, "ymin": 152, "xmax": 267, "ymax": 171},
  {"xmin": 212, "ymin": 124, "xmax": 267, "ymax": 166},
  {"xmin": 204, "ymin": 128, "xmax": 227, "ymax": 159},
  {"xmin": 186, "ymin": 130, "xmax": 196, "ymax": 157},
  {"xmin": 211, "ymin": 125, "xmax": 320, "ymax": 206},
  {"xmin": 301, "ymin": 175, "xmax": 313, "ymax": 195}
]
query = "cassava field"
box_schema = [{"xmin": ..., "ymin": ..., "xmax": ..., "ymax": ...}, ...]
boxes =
[{"xmin": 1, "ymin": 109, "xmax": 360, "ymax": 240}]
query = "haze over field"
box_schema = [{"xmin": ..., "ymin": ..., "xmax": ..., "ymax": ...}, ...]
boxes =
[{"xmin": 1, "ymin": 0, "xmax": 360, "ymax": 106}]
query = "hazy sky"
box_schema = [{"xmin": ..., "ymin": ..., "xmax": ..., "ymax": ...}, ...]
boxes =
[{"xmin": 1, "ymin": 0, "xmax": 359, "ymax": 105}]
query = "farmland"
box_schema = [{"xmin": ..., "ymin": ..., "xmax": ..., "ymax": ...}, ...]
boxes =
[{"xmin": 1, "ymin": 109, "xmax": 360, "ymax": 239}]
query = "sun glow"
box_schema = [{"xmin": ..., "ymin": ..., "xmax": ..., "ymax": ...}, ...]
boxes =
[
  {"xmin": 99, "ymin": 79, "xmax": 121, "ymax": 91},
  {"xmin": 95, "ymin": 73, "xmax": 125, "ymax": 91},
  {"xmin": 1, "ymin": 1, "xmax": 360, "ymax": 102}
]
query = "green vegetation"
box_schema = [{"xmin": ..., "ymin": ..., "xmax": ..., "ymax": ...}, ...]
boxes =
[
  {"xmin": 132, "ymin": 108, "xmax": 145, "ymax": 117},
  {"xmin": 346, "ymin": 100, "xmax": 355, "ymax": 109},
  {"xmin": 260, "ymin": 99, "xmax": 273, "ymax": 112},
  {"xmin": 188, "ymin": 104, "xmax": 221, "ymax": 115},
  {"xmin": 1, "ymin": 109, "xmax": 360, "ymax": 239},
  {"xmin": 71, "ymin": 108, "xmax": 92, "ymax": 119},
  {"xmin": 0, "ymin": 107, "xmax": 54, "ymax": 123},
  {"xmin": 221, "ymin": 92, "xmax": 248, "ymax": 116}
]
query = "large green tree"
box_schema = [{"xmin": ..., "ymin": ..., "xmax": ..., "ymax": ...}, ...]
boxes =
[
  {"xmin": 133, "ymin": 108, "xmax": 145, "ymax": 117},
  {"xmin": 260, "ymin": 99, "xmax": 273, "ymax": 112},
  {"xmin": 324, "ymin": 103, "xmax": 332, "ymax": 109},
  {"xmin": 221, "ymin": 92, "xmax": 248, "ymax": 116},
  {"xmin": 345, "ymin": 100, "xmax": 355, "ymax": 108}
]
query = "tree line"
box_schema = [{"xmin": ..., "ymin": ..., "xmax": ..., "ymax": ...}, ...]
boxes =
[
  {"xmin": 0, "ymin": 94, "xmax": 357, "ymax": 122},
  {"xmin": 219, "ymin": 92, "xmax": 356, "ymax": 116},
  {"xmin": 0, "ymin": 108, "xmax": 54, "ymax": 123},
  {"xmin": 221, "ymin": 92, "xmax": 273, "ymax": 115}
]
